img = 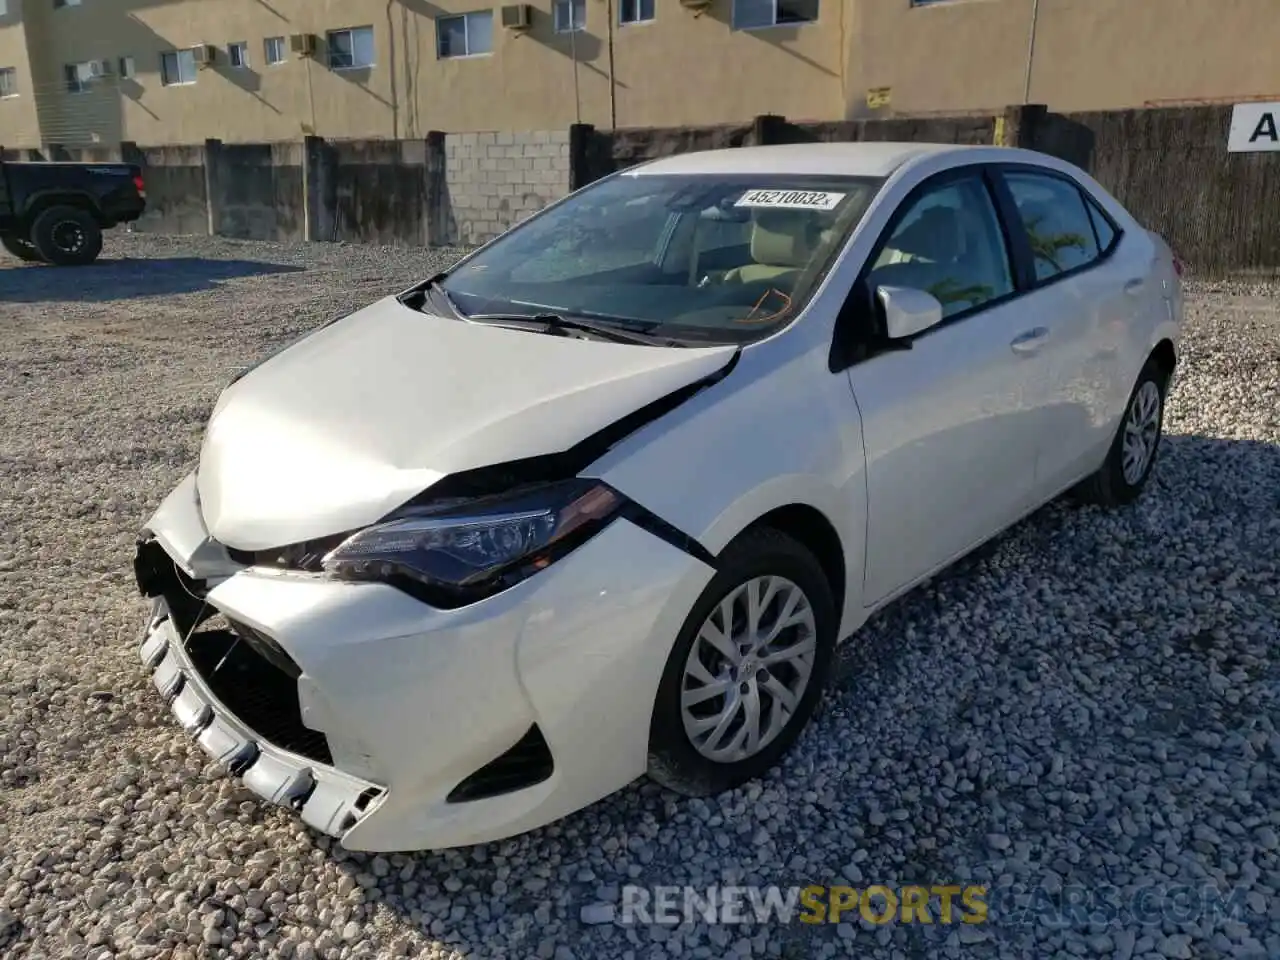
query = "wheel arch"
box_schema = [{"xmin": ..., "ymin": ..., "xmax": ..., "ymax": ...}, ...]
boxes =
[
  {"xmin": 1150, "ymin": 338, "xmax": 1177, "ymax": 380},
  {"xmin": 20, "ymin": 191, "xmax": 105, "ymax": 231},
  {"xmin": 727, "ymin": 504, "xmax": 848, "ymax": 625}
]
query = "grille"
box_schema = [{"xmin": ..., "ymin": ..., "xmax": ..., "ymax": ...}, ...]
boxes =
[
  {"xmin": 184, "ymin": 627, "xmax": 333, "ymax": 766},
  {"xmin": 447, "ymin": 725, "xmax": 554, "ymax": 803}
]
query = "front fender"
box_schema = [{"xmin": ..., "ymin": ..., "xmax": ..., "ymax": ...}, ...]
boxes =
[{"xmin": 586, "ymin": 341, "xmax": 869, "ymax": 639}]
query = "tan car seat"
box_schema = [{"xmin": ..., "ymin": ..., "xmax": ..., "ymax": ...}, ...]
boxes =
[{"xmin": 722, "ymin": 209, "xmax": 820, "ymax": 286}]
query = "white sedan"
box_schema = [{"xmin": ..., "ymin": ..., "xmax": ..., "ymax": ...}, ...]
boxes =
[{"xmin": 134, "ymin": 142, "xmax": 1183, "ymax": 852}]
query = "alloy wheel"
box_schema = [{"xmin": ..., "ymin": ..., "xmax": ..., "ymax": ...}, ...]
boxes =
[
  {"xmin": 1122, "ymin": 380, "xmax": 1162, "ymax": 485},
  {"xmin": 680, "ymin": 575, "xmax": 817, "ymax": 763}
]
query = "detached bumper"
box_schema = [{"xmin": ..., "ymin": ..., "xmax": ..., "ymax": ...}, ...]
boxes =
[
  {"xmin": 139, "ymin": 600, "xmax": 383, "ymax": 836},
  {"xmin": 135, "ymin": 472, "xmax": 715, "ymax": 851}
]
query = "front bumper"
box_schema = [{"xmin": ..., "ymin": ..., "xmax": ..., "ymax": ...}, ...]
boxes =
[
  {"xmin": 140, "ymin": 600, "xmax": 383, "ymax": 836},
  {"xmin": 136, "ymin": 472, "xmax": 715, "ymax": 852}
]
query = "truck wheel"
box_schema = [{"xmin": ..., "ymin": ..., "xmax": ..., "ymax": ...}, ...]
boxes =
[
  {"xmin": 31, "ymin": 206, "xmax": 104, "ymax": 266},
  {"xmin": 1, "ymin": 234, "xmax": 46, "ymax": 263}
]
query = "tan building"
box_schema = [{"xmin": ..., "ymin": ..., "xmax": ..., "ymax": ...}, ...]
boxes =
[{"xmin": 2, "ymin": 0, "xmax": 1280, "ymax": 149}]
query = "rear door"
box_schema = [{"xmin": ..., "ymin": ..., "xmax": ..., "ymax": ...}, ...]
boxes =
[
  {"xmin": 995, "ymin": 166, "xmax": 1141, "ymax": 494},
  {"xmin": 839, "ymin": 167, "xmax": 1049, "ymax": 607}
]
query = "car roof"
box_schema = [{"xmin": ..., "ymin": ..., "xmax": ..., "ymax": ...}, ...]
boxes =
[{"xmin": 628, "ymin": 142, "xmax": 986, "ymax": 179}]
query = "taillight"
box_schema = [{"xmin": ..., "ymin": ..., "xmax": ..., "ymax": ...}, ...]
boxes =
[
  {"xmin": 1172, "ymin": 256, "xmax": 1184, "ymax": 278},
  {"xmin": 133, "ymin": 174, "xmax": 146, "ymax": 197}
]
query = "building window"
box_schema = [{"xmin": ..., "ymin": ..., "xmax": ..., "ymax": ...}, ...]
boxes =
[
  {"xmin": 555, "ymin": 0, "xmax": 585, "ymax": 32},
  {"xmin": 0, "ymin": 67, "xmax": 16, "ymax": 98},
  {"xmin": 264, "ymin": 37, "xmax": 286, "ymax": 65},
  {"xmin": 118, "ymin": 56, "xmax": 135, "ymax": 79},
  {"xmin": 732, "ymin": 0, "xmax": 818, "ymax": 30},
  {"xmin": 63, "ymin": 61, "xmax": 95, "ymax": 93},
  {"xmin": 160, "ymin": 49, "xmax": 197, "ymax": 86},
  {"xmin": 227, "ymin": 42, "xmax": 249, "ymax": 68},
  {"xmin": 327, "ymin": 26, "xmax": 374, "ymax": 69},
  {"xmin": 619, "ymin": 0, "xmax": 654, "ymax": 24},
  {"xmin": 437, "ymin": 11, "xmax": 493, "ymax": 58}
]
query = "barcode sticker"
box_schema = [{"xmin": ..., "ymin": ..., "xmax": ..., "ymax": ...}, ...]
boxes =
[{"xmin": 735, "ymin": 189, "xmax": 846, "ymax": 211}]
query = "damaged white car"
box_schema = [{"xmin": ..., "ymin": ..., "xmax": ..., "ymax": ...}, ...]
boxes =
[{"xmin": 135, "ymin": 142, "xmax": 1182, "ymax": 852}]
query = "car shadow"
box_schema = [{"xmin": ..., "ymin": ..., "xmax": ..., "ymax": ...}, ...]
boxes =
[
  {"xmin": 0, "ymin": 256, "xmax": 303, "ymax": 302},
  {"xmin": 241, "ymin": 432, "xmax": 1277, "ymax": 955}
]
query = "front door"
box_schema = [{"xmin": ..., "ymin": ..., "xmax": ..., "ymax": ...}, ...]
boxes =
[{"xmin": 844, "ymin": 171, "xmax": 1050, "ymax": 607}]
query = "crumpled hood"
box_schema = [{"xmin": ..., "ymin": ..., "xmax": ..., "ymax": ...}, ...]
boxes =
[{"xmin": 196, "ymin": 296, "xmax": 735, "ymax": 550}]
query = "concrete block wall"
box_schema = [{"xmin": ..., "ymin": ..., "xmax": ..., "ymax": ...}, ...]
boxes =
[
  {"xmin": 443, "ymin": 130, "xmax": 570, "ymax": 247},
  {"xmin": 135, "ymin": 144, "xmax": 210, "ymax": 237}
]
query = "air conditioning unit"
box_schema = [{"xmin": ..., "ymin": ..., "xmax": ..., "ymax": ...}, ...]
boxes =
[
  {"xmin": 679, "ymin": 0, "xmax": 713, "ymax": 8},
  {"xmin": 289, "ymin": 33, "xmax": 317, "ymax": 57},
  {"xmin": 86, "ymin": 59, "xmax": 113, "ymax": 79},
  {"xmin": 191, "ymin": 44, "xmax": 217, "ymax": 67},
  {"xmin": 500, "ymin": 4, "xmax": 533, "ymax": 30}
]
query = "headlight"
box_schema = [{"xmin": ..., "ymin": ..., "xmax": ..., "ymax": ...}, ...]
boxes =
[{"xmin": 321, "ymin": 480, "xmax": 624, "ymax": 604}]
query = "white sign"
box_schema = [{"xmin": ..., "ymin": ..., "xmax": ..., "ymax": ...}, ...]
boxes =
[
  {"xmin": 735, "ymin": 189, "xmax": 845, "ymax": 211},
  {"xmin": 1227, "ymin": 102, "xmax": 1280, "ymax": 153}
]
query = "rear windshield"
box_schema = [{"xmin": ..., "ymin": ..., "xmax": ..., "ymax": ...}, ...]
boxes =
[{"xmin": 439, "ymin": 171, "xmax": 884, "ymax": 344}]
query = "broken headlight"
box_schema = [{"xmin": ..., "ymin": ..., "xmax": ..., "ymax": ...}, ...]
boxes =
[{"xmin": 321, "ymin": 479, "xmax": 624, "ymax": 604}]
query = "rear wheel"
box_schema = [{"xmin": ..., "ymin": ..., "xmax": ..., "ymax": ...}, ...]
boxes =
[
  {"xmin": 1073, "ymin": 357, "xmax": 1169, "ymax": 507},
  {"xmin": 1, "ymin": 233, "xmax": 46, "ymax": 263},
  {"xmin": 31, "ymin": 205, "xmax": 103, "ymax": 266},
  {"xmin": 647, "ymin": 527, "xmax": 837, "ymax": 797}
]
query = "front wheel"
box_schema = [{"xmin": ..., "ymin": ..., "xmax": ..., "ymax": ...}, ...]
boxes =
[
  {"xmin": 1073, "ymin": 357, "xmax": 1168, "ymax": 507},
  {"xmin": 31, "ymin": 205, "xmax": 104, "ymax": 266},
  {"xmin": 1, "ymin": 233, "xmax": 46, "ymax": 263},
  {"xmin": 647, "ymin": 527, "xmax": 837, "ymax": 797}
]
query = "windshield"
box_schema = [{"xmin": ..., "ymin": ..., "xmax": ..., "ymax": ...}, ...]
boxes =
[{"xmin": 438, "ymin": 171, "xmax": 884, "ymax": 344}]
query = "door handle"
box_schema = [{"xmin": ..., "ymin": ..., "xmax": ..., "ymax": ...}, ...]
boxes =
[
  {"xmin": 1010, "ymin": 327, "xmax": 1049, "ymax": 355},
  {"xmin": 1124, "ymin": 278, "xmax": 1146, "ymax": 295}
]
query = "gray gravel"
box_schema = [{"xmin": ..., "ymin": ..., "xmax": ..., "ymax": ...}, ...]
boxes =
[{"xmin": 1, "ymin": 235, "xmax": 1278, "ymax": 960}]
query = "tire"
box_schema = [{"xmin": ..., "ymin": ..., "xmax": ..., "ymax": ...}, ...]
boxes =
[
  {"xmin": 30, "ymin": 205, "xmax": 103, "ymax": 266},
  {"xmin": 647, "ymin": 527, "xmax": 837, "ymax": 797},
  {"xmin": 1, "ymin": 233, "xmax": 46, "ymax": 263},
  {"xmin": 1073, "ymin": 357, "xmax": 1169, "ymax": 507}
]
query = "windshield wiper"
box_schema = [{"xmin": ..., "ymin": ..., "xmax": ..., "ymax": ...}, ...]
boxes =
[{"xmin": 465, "ymin": 311, "xmax": 678, "ymax": 346}]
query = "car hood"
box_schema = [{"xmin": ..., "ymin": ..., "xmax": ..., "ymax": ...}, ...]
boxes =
[{"xmin": 196, "ymin": 295, "xmax": 736, "ymax": 550}]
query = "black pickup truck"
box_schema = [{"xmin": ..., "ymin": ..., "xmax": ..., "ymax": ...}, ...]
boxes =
[{"xmin": 0, "ymin": 159, "xmax": 147, "ymax": 265}]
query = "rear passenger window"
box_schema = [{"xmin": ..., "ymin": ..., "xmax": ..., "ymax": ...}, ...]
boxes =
[{"xmin": 1004, "ymin": 172, "xmax": 1102, "ymax": 282}]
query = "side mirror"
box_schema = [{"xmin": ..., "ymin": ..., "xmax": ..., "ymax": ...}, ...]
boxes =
[{"xmin": 877, "ymin": 285, "xmax": 943, "ymax": 341}]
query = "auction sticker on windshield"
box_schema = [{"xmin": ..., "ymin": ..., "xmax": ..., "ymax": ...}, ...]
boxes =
[{"xmin": 735, "ymin": 189, "xmax": 845, "ymax": 211}]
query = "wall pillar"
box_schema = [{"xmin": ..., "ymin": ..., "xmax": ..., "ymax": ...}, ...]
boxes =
[
  {"xmin": 751, "ymin": 114, "xmax": 790, "ymax": 146},
  {"xmin": 120, "ymin": 141, "xmax": 144, "ymax": 167},
  {"xmin": 302, "ymin": 135, "xmax": 335, "ymax": 242},
  {"xmin": 568, "ymin": 122, "xmax": 597, "ymax": 191},
  {"xmin": 424, "ymin": 130, "xmax": 447, "ymax": 247},
  {"xmin": 202, "ymin": 138, "xmax": 223, "ymax": 236},
  {"xmin": 999, "ymin": 104, "xmax": 1048, "ymax": 148}
]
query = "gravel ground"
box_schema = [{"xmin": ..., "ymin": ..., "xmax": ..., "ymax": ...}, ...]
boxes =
[{"xmin": 0, "ymin": 234, "xmax": 1277, "ymax": 960}]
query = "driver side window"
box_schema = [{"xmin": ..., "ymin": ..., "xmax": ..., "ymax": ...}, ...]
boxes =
[{"xmin": 867, "ymin": 176, "xmax": 1013, "ymax": 319}]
